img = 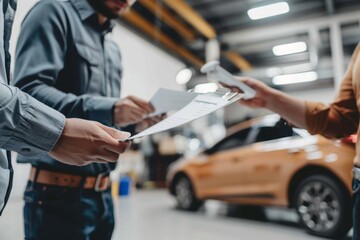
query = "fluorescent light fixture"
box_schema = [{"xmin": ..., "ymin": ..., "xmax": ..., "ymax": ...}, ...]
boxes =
[
  {"xmin": 273, "ymin": 71, "xmax": 318, "ymax": 85},
  {"xmin": 272, "ymin": 41, "xmax": 307, "ymax": 56},
  {"xmin": 194, "ymin": 83, "xmax": 218, "ymax": 93},
  {"xmin": 247, "ymin": 2, "xmax": 289, "ymax": 20},
  {"xmin": 176, "ymin": 68, "xmax": 192, "ymax": 85}
]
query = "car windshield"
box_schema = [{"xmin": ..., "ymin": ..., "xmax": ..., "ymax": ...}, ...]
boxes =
[
  {"xmin": 204, "ymin": 128, "xmax": 251, "ymax": 154},
  {"xmin": 204, "ymin": 119, "xmax": 296, "ymax": 155}
]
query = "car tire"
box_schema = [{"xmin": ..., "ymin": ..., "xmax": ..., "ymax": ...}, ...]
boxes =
[
  {"xmin": 174, "ymin": 175, "xmax": 203, "ymax": 211},
  {"xmin": 294, "ymin": 174, "xmax": 352, "ymax": 239}
]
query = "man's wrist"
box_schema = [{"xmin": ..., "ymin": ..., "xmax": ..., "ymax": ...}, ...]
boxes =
[{"xmin": 87, "ymin": 97, "xmax": 118, "ymax": 126}]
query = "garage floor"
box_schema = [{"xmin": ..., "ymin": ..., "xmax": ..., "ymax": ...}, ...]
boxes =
[{"xmin": 0, "ymin": 190, "xmax": 352, "ymax": 240}]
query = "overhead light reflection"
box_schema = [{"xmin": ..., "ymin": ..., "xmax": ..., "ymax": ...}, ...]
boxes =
[
  {"xmin": 194, "ymin": 83, "xmax": 218, "ymax": 93},
  {"xmin": 273, "ymin": 41, "xmax": 307, "ymax": 56},
  {"xmin": 248, "ymin": 2, "xmax": 289, "ymax": 20},
  {"xmin": 176, "ymin": 68, "xmax": 193, "ymax": 85},
  {"xmin": 272, "ymin": 71, "xmax": 318, "ymax": 85}
]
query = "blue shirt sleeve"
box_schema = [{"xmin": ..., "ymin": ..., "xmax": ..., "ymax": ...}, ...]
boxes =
[{"xmin": 0, "ymin": 83, "xmax": 65, "ymax": 158}]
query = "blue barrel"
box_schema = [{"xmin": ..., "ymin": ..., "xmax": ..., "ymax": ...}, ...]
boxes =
[{"xmin": 119, "ymin": 176, "xmax": 131, "ymax": 196}]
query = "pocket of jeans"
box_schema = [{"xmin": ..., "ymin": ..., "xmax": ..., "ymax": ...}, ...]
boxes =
[
  {"xmin": 38, "ymin": 185, "xmax": 81, "ymax": 206},
  {"xmin": 23, "ymin": 181, "xmax": 35, "ymax": 203}
]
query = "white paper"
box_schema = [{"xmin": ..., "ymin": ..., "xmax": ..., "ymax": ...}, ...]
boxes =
[
  {"xmin": 150, "ymin": 88, "xmax": 198, "ymax": 116},
  {"xmin": 128, "ymin": 93, "xmax": 243, "ymax": 140}
]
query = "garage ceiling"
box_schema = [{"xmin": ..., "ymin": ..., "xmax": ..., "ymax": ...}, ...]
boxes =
[{"xmin": 118, "ymin": 0, "xmax": 360, "ymax": 90}]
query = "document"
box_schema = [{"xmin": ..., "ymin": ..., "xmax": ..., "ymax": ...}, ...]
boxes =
[
  {"xmin": 121, "ymin": 62, "xmax": 252, "ymax": 140},
  {"xmin": 149, "ymin": 88, "xmax": 198, "ymax": 116},
  {"xmin": 128, "ymin": 93, "xmax": 243, "ymax": 140}
]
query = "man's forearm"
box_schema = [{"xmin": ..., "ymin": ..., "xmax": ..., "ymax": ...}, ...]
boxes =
[
  {"xmin": 0, "ymin": 84, "xmax": 65, "ymax": 158},
  {"xmin": 16, "ymin": 82, "xmax": 117, "ymax": 127},
  {"xmin": 0, "ymin": 83, "xmax": 13, "ymax": 107}
]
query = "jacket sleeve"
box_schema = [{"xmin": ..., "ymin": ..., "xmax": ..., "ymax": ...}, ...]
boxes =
[
  {"xmin": 13, "ymin": 1, "xmax": 117, "ymax": 126},
  {"xmin": 305, "ymin": 44, "xmax": 360, "ymax": 138},
  {"xmin": 0, "ymin": 83, "xmax": 65, "ymax": 158}
]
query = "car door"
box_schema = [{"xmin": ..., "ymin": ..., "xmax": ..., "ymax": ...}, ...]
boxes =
[
  {"xmin": 195, "ymin": 127, "xmax": 255, "ymax": 198},
  {"xmin": 229, "ymin": 125, "xmax": 303, "ymax": 200}
]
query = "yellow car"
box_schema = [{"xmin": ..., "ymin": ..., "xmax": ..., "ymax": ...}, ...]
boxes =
[{"xmin": 167, "ymin": 114, "xmax": 355, "ymax": 239}]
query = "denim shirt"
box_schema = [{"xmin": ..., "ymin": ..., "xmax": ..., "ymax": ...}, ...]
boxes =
[
  {"xmin": 0, "ymin": 0, "xmax": 66, "ymax": 214},
  {"xmin": 14, "ymin": 0, "xmax": 124, "ymax": 175}
]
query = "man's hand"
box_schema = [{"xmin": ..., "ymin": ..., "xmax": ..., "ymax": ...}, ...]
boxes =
[
  {"xmin": 113, "ymin": 96, "xmax": 155, "ymax": 127},
  {"xmin": 49, "ymin": 119, "xmax": 131, "ymax": 166},
  {"xmin": 134, "ymin": 114, "xmax": 166, "ymax": 133}
]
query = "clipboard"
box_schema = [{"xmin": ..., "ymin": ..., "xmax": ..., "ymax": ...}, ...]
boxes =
[
  {"xmin": 201, "ymin": 61, "xmax": 256, "ymax": 100},
  {"xmin": 148, "ymin": 86, "xmax": 240, "ymax": 118},
  {"xmin": 189, "ymin": 87, "xmax": 242, "ymax": 101}
]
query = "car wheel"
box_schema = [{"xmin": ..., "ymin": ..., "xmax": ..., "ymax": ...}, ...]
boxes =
[
  {"xmin": 294, "ymin": 175, "xmax": 352, "ymax": 239},
  {"xmin": 174, "ymin": 175, "xmax": 203, "ymax": 211}
]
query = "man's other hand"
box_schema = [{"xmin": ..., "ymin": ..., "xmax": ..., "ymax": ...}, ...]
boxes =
[
  {"xmin": 135, "ymin": 114, "xmax": 166, "ymax": 133},
  {"xmin": 113, "ymin": 96, "xmax": 155, "ymax": 127},
  {"xmin": 49, "ymin": 119, "xmax": 131, "ymax": 166}
]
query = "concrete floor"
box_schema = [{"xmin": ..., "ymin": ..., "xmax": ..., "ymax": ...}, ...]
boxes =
[{"xmin": 0, "ymin": 190, "xmax": 352, "ymax": 240}]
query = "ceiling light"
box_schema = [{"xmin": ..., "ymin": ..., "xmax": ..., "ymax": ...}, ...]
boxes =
[
  {"xmin": 176, "ymin": 68, "xmax": 193, "ymax": 85},
  {"xmin": 194, "ymin": 83, "xmax": 218, "ymax": 93},
  {"xmin": 272, "ymin": 71, "xmax": 318, "ymax": 85},
  {"xmin": 247, "ymin": 2, "xmax": 289, "ymax": 20},
  {"xmin": 272, "ymin": 41, "xmax": 307, "ymax": 56}
]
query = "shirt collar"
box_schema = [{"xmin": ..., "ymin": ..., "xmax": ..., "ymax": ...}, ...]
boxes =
[
  {"xmin": 103, "ymin": 20, "xmax": 115, "ymax": 34},
  {"xmin": 70, "ymin": 0, "xmax": 95, "ymax": 21},
  {"xmin": 70, "ymin": 0, "xmax": 115, "ymax": 34}
]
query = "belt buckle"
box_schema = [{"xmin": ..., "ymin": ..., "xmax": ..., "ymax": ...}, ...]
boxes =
[
  {"xmin": 353, "ymin": 166, "xmax": 360, "ymax": 181},
  {"xmin": 94, "ymin": 173, "xmax": 109, "ymax": 192}
]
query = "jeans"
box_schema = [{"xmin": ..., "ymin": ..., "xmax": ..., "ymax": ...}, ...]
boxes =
[
  {"xmin": 23, "ymin": 181, "xmax": 114, "ymax": 240},
  {"xmin": 354, "ymin": 179, "xmax": 360, "ymax": 240}
]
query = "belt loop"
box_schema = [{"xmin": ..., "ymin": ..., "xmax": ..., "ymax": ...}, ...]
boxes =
[
  {"xmin": 29, "ymin": 167, "xmax": 40, "ymax": 189},
  {"xmin": 79, "ymin": 176, "xmax": 86, "ymax": 187},
  {"xmin": 78, "ymin": 176, "xmax": 86, "ymax": 194},
  {"xmin": 34, "ymin": 168, "xmax": 40, "ymax": 182},
  {"xmin": 33, "ymin": 167, "xmax": 40, "ymax": 186}
]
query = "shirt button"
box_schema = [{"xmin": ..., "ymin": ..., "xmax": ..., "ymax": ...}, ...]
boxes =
[{"xmin": 21, "ymin": 148, "xmax": 31, "ymax": 153}]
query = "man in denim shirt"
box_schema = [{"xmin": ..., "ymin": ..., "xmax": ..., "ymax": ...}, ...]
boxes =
[
  {"xmin": 14, "ymin": 0, "xmax": 160, "ymax": 239},
  {"xmin": 0, "ymin": 0, "xmax": 131, "ymax": 216}
]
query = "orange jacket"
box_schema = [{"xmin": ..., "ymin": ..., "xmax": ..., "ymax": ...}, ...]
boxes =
[{"xmin": 305, "ymin": 44, "xmax": 360, "ymax": 164}]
